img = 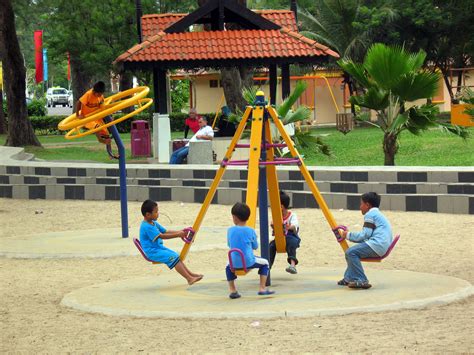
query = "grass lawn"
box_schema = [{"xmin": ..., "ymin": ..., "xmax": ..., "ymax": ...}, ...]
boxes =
[
  {"xmin": 0, "ymin": 127, "xmax": 472, "ymax": 166},
  {"xmin": 301, "ymin": 126, "xmax": 474, "ymax": 166}
]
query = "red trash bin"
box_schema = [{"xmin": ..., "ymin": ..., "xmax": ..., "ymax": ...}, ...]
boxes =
[{"xmin": 131, "ymin": 120, "xmax": 151, "ymax": 157}]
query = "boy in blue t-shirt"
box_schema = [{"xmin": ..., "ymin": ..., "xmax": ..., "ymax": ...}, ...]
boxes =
[
  {"xmin": 338, "ymin": 192, "xmax": 393, "ymax": 289},
  {"xmin": 139, "ymin": 200, "xmax": 203, "ymax": 285},
  {"xmin": 225, "ymin": 202, "xmax": 275, "ymax": 299}
]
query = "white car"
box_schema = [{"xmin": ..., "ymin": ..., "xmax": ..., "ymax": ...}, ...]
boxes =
[{"xmin": 46, "ymin": 87, "xmax": 69, "ymax": 107}]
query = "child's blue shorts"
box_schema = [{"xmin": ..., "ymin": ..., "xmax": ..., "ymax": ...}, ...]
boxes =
[{"xmin": 148, "ymin": 247, "xmax": 180, "ymax": 269}]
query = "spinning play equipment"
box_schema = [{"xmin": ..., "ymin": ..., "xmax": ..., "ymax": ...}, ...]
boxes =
[
  {"xmin": 58, "ymin": 87, "xmax": 153, "ymax": 238},
  {"xmin": 180, "ymin": 92, "xmax": 398, "ymax": 278}
]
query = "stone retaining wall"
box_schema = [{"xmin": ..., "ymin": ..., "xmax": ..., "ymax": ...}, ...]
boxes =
[{"xmin": 0, "ymin": 147, "xmax": 472, "ymax": 214}]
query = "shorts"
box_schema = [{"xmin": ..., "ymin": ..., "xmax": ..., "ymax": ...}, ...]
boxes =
[
  {"xmin": 225, "ymin": 256, "xmax": 269, "ymax": 281},
  {"xmin": 85, "ymin": 119, "xmax": 108, "ymax": 136},
  {"xmin": 148, "ymin": 247, "xmax": 180, "ymax": 269}
]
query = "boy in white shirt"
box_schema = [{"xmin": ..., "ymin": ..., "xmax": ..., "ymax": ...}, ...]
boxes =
[
  {"xmin": 169, "ymin": 116, "xmax": 214, "ymax": 164},
  {"xmin": 269, "ymin": 191, "xmax": 301, "ymax": 274}
]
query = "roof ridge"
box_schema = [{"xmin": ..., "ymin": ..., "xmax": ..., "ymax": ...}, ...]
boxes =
[
  {"xmin": 280, "ymin": 27, "xmax": 339, "ymax": 57},
  {"xmin": 114, "ymin": 31, "xmax": 167, "ymax": 64},
  {"xmin": 142, "ymin": 13, "xmax": 187, "ymax": 18},
  {"xmin": 254, "ymin": 9, "xmax": 293, "ymax": 13}
]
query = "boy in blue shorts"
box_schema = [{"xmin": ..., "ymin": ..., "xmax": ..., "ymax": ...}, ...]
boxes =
[
  {"xmin": 338, "ymin": 192, "xmax": 392, "ymax": 289},
  {"xmin": 226, "ymin": 202, "xmax": 275, "ymax": 299},
  {"xmin": 140, "ymin": 200, "xmax": 203, "ymax": 285}
]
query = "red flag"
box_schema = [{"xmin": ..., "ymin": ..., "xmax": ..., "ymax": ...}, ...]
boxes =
[
  {"xmin": 34, "ymin": 30, "xmax": 43, "ymax": 83},
  {"xmin": 67, "ymin": 52, "xmax": 71, "ymax": 81}
]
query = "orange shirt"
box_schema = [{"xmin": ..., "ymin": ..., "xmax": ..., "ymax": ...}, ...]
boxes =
[{"xmin": 79, "ymin": 89, "xmax": 104, "ymax": 116}]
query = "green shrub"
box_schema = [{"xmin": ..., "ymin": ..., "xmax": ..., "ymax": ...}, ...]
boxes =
[
  {"xmin": 30, "ymin": 115, "xmax": 67, "ymax": 135},
  {"xmin": 2, "ymin": 98, "xmax": 47, "ymax": 117},
  {"xmin": 25, "ymin": 111, "xmax": 224, "ymax": 136},
  {"xmin": 27, "ymin": 99, "xmax": 47, "ymax": 116}
]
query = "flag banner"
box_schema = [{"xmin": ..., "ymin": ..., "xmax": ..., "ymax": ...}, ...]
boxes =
[
  {"xmin": 43, "ymin": 48, "xmax": 48, "ymax": 82},
  {"xmin": 34, "ymin": 30, "xmax": 43, "ymax": 83},
  {"xmin": 67, "ymin": 52, "xmax": 71, "ymax": 81}
]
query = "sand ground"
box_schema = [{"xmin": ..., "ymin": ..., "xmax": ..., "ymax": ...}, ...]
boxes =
[{"xmin": 0, "ymin": 198, "xmax": 473, "ymax": 353}]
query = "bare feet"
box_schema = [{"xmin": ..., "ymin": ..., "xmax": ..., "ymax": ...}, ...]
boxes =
[{"xmin": 188, "ymin": 275, "xmax": 203, "ymax": 285}]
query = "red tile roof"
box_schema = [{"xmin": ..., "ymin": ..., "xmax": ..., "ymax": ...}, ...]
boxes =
[
  {"xmin": 117, "ymin": 10, "xmax": 338, "ymax": 66},
  {"xmin": 141, "ymin": 10, "xmax": 298, "ymax": 39},
  {"xmin": 257, "ymin": 10, "xmax": 298, "ymax": 32},
  {"xmin": 116, "ymin": 28, "xmax": 338, "ymax": 65},
  {"xmin": 141, "ymin": 14, "xmax": 186, "ymax": 38}
]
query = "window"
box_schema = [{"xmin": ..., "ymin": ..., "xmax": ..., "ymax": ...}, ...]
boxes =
[{"xmin": 209, "ymin": 80, "xmax": 218, "ymax": 88}]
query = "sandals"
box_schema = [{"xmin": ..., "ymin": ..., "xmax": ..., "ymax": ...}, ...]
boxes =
[
  {"xmin": 348, "ymin": 281, "xmax": 372, "ymax": 289},
  {"xmin": 229, "ymin": 292, "xmax": 241, "ymax": 299},
  {"xmin": 258, "ymin": 289, "xmax": 275, "ymax": 296},
  {"xmin": 337, "ymin": 279, "xmax": 349, "ymax": 286}
]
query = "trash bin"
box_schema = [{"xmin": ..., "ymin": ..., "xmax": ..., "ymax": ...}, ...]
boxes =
[{"xmin": 131, "ymin": 120, "xmax": 151, "ymax": 157}]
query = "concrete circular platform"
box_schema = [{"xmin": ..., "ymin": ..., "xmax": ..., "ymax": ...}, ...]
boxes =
[
  {"xmin": 61, "ymin": 267, "xmax": 473, "ymax": 318},
  {"xmin": 0, "ymin": 226, "xmax": 228, "ymax": 258}
]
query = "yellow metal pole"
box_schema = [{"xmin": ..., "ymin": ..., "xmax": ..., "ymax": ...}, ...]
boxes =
[
  {"xmin": 264, "ymin": 120, "xmax": 286, "ymax": 252},
  {"xmin": 179, "ymin": 106, "xmax": 253, "ymax": 261},
  {"xmin": 211, "ymin": 94, "xmax": 225, "ymax": 129},
  {"xmin": 245, "ymin": 105, "xmax": 264, "ymax": 228},
  {"xmin": 267, "ymin": 106, "xmax": 349, "ymax": 252},
  {"xmin": 320, "ymin": 76, "xmax": 340, "ymax": 114}
]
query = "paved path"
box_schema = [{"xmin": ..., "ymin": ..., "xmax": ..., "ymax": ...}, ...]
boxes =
[
  {"xmin": 61, "ymin": 267, "xmax": 474, "ymax": 318},
  {"xmin": 0, "ymin": 227, "xmax": 229, "ymax": 258}
]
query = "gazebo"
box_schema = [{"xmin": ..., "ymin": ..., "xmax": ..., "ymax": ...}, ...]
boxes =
[{"xmin": 115, "ymin": 0, "xmax": 338, "ymax": 161}]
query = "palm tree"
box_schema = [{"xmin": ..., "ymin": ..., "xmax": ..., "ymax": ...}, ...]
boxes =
[
  {"xmin": 240, "ymin": 81, "xmax": 331, "ymax": 157},
  {"xmin": 298, "ymin": 0, "xmax": 396, "ymax": 114},
  {"xmin": 460, "ymin": 88, "xmax": 474, "ymax": 120},
  {"xmin": 338, "ymin": 43, "xmax": 468, "ymax": 165}
]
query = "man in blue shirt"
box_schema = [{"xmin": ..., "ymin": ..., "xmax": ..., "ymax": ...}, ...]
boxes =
[
  {"xmin": 226, "ymin": 202, "xmax": 275, "ymax": 299},
  {"xmin": 338, "ymin": 192, "xmax": 393, "ymax": 289}
]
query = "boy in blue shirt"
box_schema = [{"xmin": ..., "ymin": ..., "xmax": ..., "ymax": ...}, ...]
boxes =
[
  {"xmin": 338, "ymin": 192, "xmax": 392, "ymax": 289},
  {"xmin": 226, "ymin": 202, "xmax": 275, "ymax": 299},
  {"xmin": 139, "ymin": 200, "xmax": 203, "ymax": 285}
]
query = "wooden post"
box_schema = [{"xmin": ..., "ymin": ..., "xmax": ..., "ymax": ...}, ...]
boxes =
[
  {"xmin": 269, "ymin": 64, "xmax": 277, "ymax": 105},
  {"xmin": 281, "ymin": 63, "xmax": 290, "ymax": 100},
  {"xmin": 153, "ymin": 67, "xmax": 167, "ymax": 114}
]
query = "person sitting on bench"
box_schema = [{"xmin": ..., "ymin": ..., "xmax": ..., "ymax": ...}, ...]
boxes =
[{"xmin": 169, "ymin": 116, "xmax": 214, "ymax": 164}]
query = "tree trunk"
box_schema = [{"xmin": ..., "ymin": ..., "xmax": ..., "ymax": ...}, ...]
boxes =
[
  {"xmin": 456, "ymin": 69, "xmax": 463, "ymax": 95},
  {"xmin": 383, "ymin": 132, "xmax": 398, "ymax": 166},
  {"xmin": 0, "ymin": 0, "xmax": 41, "ymax": 147},
  {"xmin": 70, "ymin": 56, "xmax": 91, "ymax": 105},
  {"xmin": 441, "ymin": 69, "xmax": 456, "ymax": 104},
  {"xmin": 0, "ymin": 88, "xmax": 5, "ymax": 134},
  {"xmin": 221, "ymin": 67, "xmax": 250, "ymax": 113},
  {"xmin": 220, "ymin": 0, "xmax": 252, "ymax": 113},
  {"xmin": 343, "ymin": 72, "xmax": 356, "ymax": 116}
]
